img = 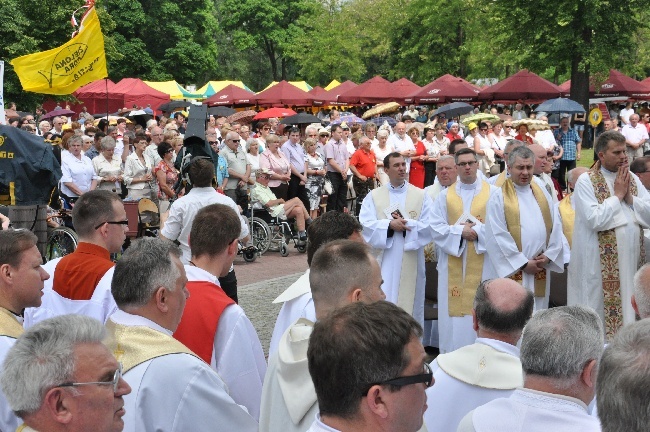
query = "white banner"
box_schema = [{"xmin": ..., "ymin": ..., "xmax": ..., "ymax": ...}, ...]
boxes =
[{"xmin": 0, "ymin": 61, "xmax": 5, "ymax": 125}]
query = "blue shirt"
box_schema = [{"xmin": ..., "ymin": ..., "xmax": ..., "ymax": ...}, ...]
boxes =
[
  {"xmin": 554, "ymin": 128, "xmax": 581, "ymax": 161},
  {"xmin": 281, "ymin": 140, "xmax": 306, "ymax": 174}
]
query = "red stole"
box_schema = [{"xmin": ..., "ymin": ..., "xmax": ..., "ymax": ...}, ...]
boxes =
[{"xmin": 173, "ymin": 280, "xmax": 234, "ymax": 364}]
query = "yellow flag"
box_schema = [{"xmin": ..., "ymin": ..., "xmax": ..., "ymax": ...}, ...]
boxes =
[{"xmin": 10, "ymin": 6, "xmax": 107, "ymax": 95}]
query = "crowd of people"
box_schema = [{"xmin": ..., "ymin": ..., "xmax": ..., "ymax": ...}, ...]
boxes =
[{"xmin": 0, "ymin": 100, "xmax": 650, "ymax": 432}]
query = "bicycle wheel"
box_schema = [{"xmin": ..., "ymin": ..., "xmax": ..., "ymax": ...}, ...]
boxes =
[
  {"xmin": 251, "ymin": 217, "xmax": 271, "ymax": 255},
  {"xmin": 45, "ymin": 227, "xmax": 79, "ymax": 260}
]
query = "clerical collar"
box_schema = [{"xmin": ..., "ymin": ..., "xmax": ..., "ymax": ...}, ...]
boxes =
[
  {"xmin": 388, "ymin": 181, "xmax": 407, "ymax": 190},
  {"xmin": 513, "ymin": 182, "xmax": 531, "ymax": 192},
  {"xmin": 458, "ymin": 177, "xmax": 478, "ymax": 190}
]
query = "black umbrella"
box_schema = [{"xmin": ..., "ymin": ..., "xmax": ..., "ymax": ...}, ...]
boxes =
[
  {"xmin": 431, "ymin": 102, "xmax": 474, "ymax": 118},
  {"xmin": 208, "ymin": 106, "xmax": 236, "ymax": 117},
  {"xmin": 158, "ymin": 100, "xmax": 192, "ymax": 112},
  {"xmin": 534, "ymin": 97, "xmax": 585, "ymax": 114},
  {"xmin": 280, "ymin": 112, "xmax": 322, "ymax": 125},
  {"xmin": 126, "ymin": 110, "xmax": 153, "ymax": 129}
]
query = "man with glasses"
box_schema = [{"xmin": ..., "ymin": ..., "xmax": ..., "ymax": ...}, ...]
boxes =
[
  {"xmin": 24, "ymin": 190, "xmax": 126, "ymax": 327},
  {"xmin": 222, "ymin": 131, "xmax": 252, "ymax": 209},
  {"xmin": 1, "ymin": 315, "xmax": 131, "ymax": 432},
  {"xmin": 430, "ymin": 148, "xmax": 497, "ymax": 353},
  {"xmin": 306, "ymin": 300, "xmax": 429, "ymax": 432},
  {"xmin": 52, "ymin": 116, "xmax": 64, "ymax": 135},
  {"xmin": 144, "ymin": 126, "xmax": 164, "ymax": 168}
]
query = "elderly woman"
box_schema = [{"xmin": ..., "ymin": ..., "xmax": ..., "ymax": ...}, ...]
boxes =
[
  {"xmin": 407, "ymin": 125, "xmax": 426, "ymax": 188},
  {"xmin": 259, "ymin": 133, "xmax": 291, "ymax": 200},
  {"xmin": 60, "ymin": 135, "xmax": 97, "ymax": 201},
  {"xmin": 123, "ymin": 132, "xmax": 154, "ymax": 200},
  {"xmin": 153, "ymin": 141, "xmax": 179, "ymax": 212},
  {"xmin": 38, "ymin": 120, "xmax": 52, "ymax": 136},
  {"xmin": 363, "ymin": 122, "xmax": 379, "ymax": 146},
  {"xmin": 246, "ymin": 138, "xmax": 261, "ymax": 182},
  {"xmin": 514, "ymin": 123, "xmax": 534, "ymax": 144},
  {"xmin": 371, "ymin": 129, "xmax": 394, "ymax": 186},
  {"xmin": 93, "ymin": 136, "xmax": 123, "ymax": 193},
  {"xmin": 423, "ymin": 124, "xmax": 449, "ymax": 186},
  {"xmin": 304, "ymin": 138, "xmax": 326, "ymax": 219}
]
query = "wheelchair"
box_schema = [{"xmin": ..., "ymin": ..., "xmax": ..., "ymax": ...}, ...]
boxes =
[{"xmin": 249, "ymin": 202, "xmax": 307, "ymax": 257}]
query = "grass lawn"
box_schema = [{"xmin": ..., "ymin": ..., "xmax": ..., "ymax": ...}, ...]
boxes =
[{"xmin": 577, "ymin": 147, "xmax": 595, "ymax": 168}]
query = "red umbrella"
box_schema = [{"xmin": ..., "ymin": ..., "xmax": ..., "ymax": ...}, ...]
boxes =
[
  {"xmin": 253, "ymin": 107, "xmax": 297, "ymax": 120},
  {"xmin": 319, "ymin": 80, "xmax": 358, "ymax": 105},
  {"xmin": 478, "ymin": 69, "xmax": 562, "ymax": 102},
  {"xmin": 203, "ymin": 84, "xmax": 256, "ymax": 106},
  {"xmin": 251, "ymin": 81, "xmax": 314, "ymax": 107},
  {"xmin": 409, "ymin": 74, "xmax": 480, "ymax": 104},
  {"xmin": 338, "ymin": 76, "xmax": 394, "ymax": 104},
  {"xmin": 594, "ymin": 69, "xmax": 650, "ymax": 98},
  {"xmin": 391, "ymin": 78, "xmax": 421, "ymax": 104}
]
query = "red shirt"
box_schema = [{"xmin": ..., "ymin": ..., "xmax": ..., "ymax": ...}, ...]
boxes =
[
  {"xmin": 514, "ymin": 134, "xmax": 533, "ymax": 144},
  {"xmin": 53, "ymin": 243, "xmax": 114, "ymax": 300},
  {"xmin": 350, "ymin": 148, "xmax": 377, "ymax": 178},
  {"xmin": 446, "ymin": 132, "xmax": 461, "ymax": 142}
]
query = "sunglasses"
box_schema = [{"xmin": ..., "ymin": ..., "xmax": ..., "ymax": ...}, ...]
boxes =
[
  {"xmin": 361, "ymin": 362, "xmax": 433, "ymax": 396},
  {"xmin": 94, "ymin": 220, "xmax": 129, "ymax": 230}
]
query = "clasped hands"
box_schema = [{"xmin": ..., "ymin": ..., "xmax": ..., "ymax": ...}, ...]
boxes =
[
  {"xmin": 523, "ymin": 254, "xmax": 549, "ymax": 274},
  {"xmin": 614, "ymin": 163, "xmax": 634, "ymax": 205}
]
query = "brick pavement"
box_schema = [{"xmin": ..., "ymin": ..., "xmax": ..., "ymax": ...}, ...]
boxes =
[{"xmin": 233, "ymin": 245, "xmax": 309, "ymax": 286}]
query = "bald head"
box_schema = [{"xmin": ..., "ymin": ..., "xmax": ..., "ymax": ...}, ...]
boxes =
[
  {"xmin": 567, "ymin": 167, "xmax": 588, "ymax": 190},
  {"xmin": 529, "ymin": 144, "xmax": 547, "ymax": 175},
  {"xmin": 436, "ymin": 155, "xmax": 457, "ymax": 187},
  {"xmin": 394, "ymin": 122, "xmax": 406, "ymax": 137}
]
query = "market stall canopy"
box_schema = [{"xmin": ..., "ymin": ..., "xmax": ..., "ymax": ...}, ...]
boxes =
[
  {"xmin": 203, "ymin": 84, "xmax": 256, "ymax": 106},
  {"xmin": 251, "ymin": 81, "xmax": 315, "ymax": 107},
  {"xmin": 410, "ymin": 74, "xmax": 480, "ymax": 103},
  {"xmin": 309, "ymin": 86, "xmax": 335, "ymax": 106},
  {"xmin": 74, "ymin": 78, "xmax": 116, "ymax": 95},
  {"xmin": 593, "ymin": 69, "xmax": 650, "ymax": 98},
  {"xmin": 325, "ymin": 79, "xmax": 341, "ymax": 90},
  {"xmin": 478, "ymin": 69, "xmax": 561, "ymax": 102},
  {"xmin": 73, "ymin": 79, "xmax": 122, "ymax": 114},
  {"xmin": 338, "ymin": 76, "xmax": 393, "ymax": 104},
  {"xmin": 261, "ymin": 81, "xmax": 313, "ymax": 92},
  {"xmin": 390, "ymin": 78, "xmax": 421, "ymax": 104},
  {"xmin": 112, "ymin": 78, "xmax": 171, "ymax": 112},
  {"xmin": 144, "ymin": 81, "xmax": 200, "ymax": 100},
  {"xmin": 320, "ymin": 80, "xmax": 358, "ymax": 105},
  {"xmin": 195, "ymin": 81, "xmax": 252, "ymax": 98}
]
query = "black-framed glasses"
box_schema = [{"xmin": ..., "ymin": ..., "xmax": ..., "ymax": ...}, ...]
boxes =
[
  {"xmin": 58, "ymin": 363, "xmax": 123, "ymax": 393},
  {"xmin": 361, "ymin": 362, "xmax": 433, "ymax": 396},
  {"xmin": 94, "ymin": 220, "xmax": 129, "ymax": 230},
  {"xmin": 505, "ymin": 125, "xmax": 512, "ymax": 128}
]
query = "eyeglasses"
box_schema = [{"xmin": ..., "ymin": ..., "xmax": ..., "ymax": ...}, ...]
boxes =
[
  {"xmin": 58, "ymin": 363, "xmax": 123, "ymax": 393},
  {"xmin": 361, "ymin": 362, "xmax": 433, "ymax": 396},
  {"xmin": 457, "ymin": 161, "xmax": 477, "ymax": 167},
  {"xmin": 480, "ymin": 128, "xmax": 488, "ymax": 131},
  {"xmin": 258, "ymin": 175, "xmax": 270, "ymax": 179},
  {"xmin": 504, "ymin": 126, "xmax": 512, "ymax": 128},
  {"xmin": 94, "ymin": 220, "xmax": 129, "ymax": 230},
  {"xmin": 262, "ymin": 127, "xmax": 271, "ymax": 131},
  {"xmin": 308, "ymin": 134, "xmax": 318, "ymax": 137},
  {"xmin": 151, "ymin": 133, "xmax": 163, "ymax": 137},
  {"xmin": 165, "ymin": 149, "xmax": 174, "ymax": 154}
]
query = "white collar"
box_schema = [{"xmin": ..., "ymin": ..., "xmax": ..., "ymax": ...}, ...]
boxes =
[
  {"xmin": 516, "ymin": 388, "xmax": 589, "ymax": 411},
  {"xmin": 388, "ymin": 181, "xmax": 407, "ymax": 191},
  {"xmin": 110, "ymin": 310, "xmax": 173, "ymax": 336},
  {"xmin": 184, "ymin": 264, "xmax": 220, "ymax": 285},
  {"xmin": 476, "ymin": 337, "xmax": 520, "ymax": 358}
]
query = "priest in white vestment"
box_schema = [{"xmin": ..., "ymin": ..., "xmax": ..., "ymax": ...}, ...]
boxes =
[
  {"xmin": 569, "ymin": 131, "xmax": 650, "ymax": 339},
  {"xmin": 485, "ymin": 146, "xmax": 564, "ymax": 310},
  {"xmin": 260, "ymin": 240, "xmax": 386, "ymax": 432},
  {"xmin": 457, "ymin": 306, "xmax": 604, "ymax": 432},
  {"xmin": 105, "ymin": 238, "xmax": 258, "ymax": 432},
  {"xmin": 360, "ymin": 153, "xmax": 435, "ymax": 327},
  {"xmin": 424, "ymin": 278, "xmax": 533, "ymax": 432},
  {"xmin": 431, "ymin": 149, "xmax": 497, "ymax": 353}
]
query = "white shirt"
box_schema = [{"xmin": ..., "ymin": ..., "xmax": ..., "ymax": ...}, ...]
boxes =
[
  {"xmin": 0, "ymin": 315, "xmax": 22, "ymax": 432},
  {"xmin": 123, "ymin": 152, "xmax": 153, "ymax": 189},
  {"xmin": 60, "ymin": 154, "xmax": 98, "ymax": 197},
  {"xmin": 620, "ymin": 107, "xmax": 634, "ymax": 124},
  {"xmin": 387, "ymin": 134, "xmax": 415, "ymax": 172},
  {"xmin": 621, "ymin": 123, "xmax": 649, "ymax": 144}
]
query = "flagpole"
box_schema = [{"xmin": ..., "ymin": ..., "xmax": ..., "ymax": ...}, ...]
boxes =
[{"xmin": 105, "ymin": 77, "xmax": 109, "ymax": 119}]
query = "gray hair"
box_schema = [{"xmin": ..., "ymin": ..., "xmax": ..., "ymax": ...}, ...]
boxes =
[
  {"xmin": 38, "ymin": 120, "xmax": 50, "ymax": 130},
  {"xmin": 633, "ymin": 264, "xmax": 650, "ymax": 318},
  {"xmin": 305, "ymin": 125, "xmax": 318, "ymax": 135},
  {"xmin": 377, "ymin": 129, "xmax": 389, "ymax": 138},
  {"xmin": 100, "ymin": 135, "xmax": 116, "ymax": 151},
  {"xmin": 67, "ymin": 135, "xmax": 83, "ymax": 148},
  {"xmin": 521, "ymin": 306, "xmax": 603, "ymax": 387},
  {"xmin": 111, "ymin": 238, "xmax": 182, "ymax": 309},
  {"xmin": 595, "ymin": 130, "xmax": 626, "ymax": 155},
  {"xmin": 507, "ymin": 144, "xmax": 535, "ymax": 167},
  {"xmin": 146, "ymin": 119, "xmax": 158, "ymax": 129},
  {"xmin": 504, "ymin": 139, "xmax": 526, "ymax": 155},
  {"xmin": 0, "ymin": 315, "xmax": 105, "ymax": 416},
  {"xmin": 596, "ymin": 319, "xmax": 650, "ymax": 432},
  {"xmin": 245, "ymin": 138, "xmax": 259, "ymax": 152},
  {"xmin": 437, "ymin": 154, "xmax": 455, "ymax": 165}
]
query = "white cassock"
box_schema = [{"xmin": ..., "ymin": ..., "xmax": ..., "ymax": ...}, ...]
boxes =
[
  {"xmin": 424, "ymin": 338, "xmax": 522, "ymax": 432},
  {"xmin": 456, "ymin": 388, "xmax": 601, "ymax": 432},
  {"xmin": 260, "ymin": 319, "xmax": 317, "ymax": 432},
  {"xmin": 484, "ymin": 184, "xmax": 564, "ymax": 310},
  {"xmin": 268, "ymin": 270, "xmax": 315, "ymax": 356},
  {"xmin": 0, "ymin": 312, "xmax": 22, "ymax": 432},
  {"xmin": 23, "ymin": 258, "xmax": 117, "ymax": 328},
  {"xmin": 568, "ymin": 168, "xmax": 650, "ymax": 327},
  {"xmin": 360, "ymin": 181, "xmax": 436, "ymax": 327},
  {"xmin": 110, "ymin": 311, "xmax": 258, "ymax": 432},
  {"xmin": 185, "ymin": 266, "xmax": 267, "ymax": 420},
  {"xmin": 431, "ymin": 179, "xmax": 497, "ymax": 353}
]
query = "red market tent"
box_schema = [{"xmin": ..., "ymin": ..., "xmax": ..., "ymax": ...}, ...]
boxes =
[
  {"xmin": 391, "ymin": 78, "xmax": 421, "ymax": 104},
  {"xmin": 593, "ymin": 70, "xmax": 650, "ymax": 98},
  {"xmin": 72, "ymin": 79, "xmax": 123, "ymax": 114},
  {"xmin": 409, "ymin": 74, "xmax": 480, "ymax": 104},
  {"xmin": 338, "ymin": 76, "xmax": 394, "ymax": 104},
  {"xmin": 319, "ymin": 80, "xmax": 358, "ymax": 105},
  {"xmin": 203, "ymin": 84, "xmax": 256, "ymax": 106},
  {"xmin": 309, "ymin": 86, "xmax": 334, "ymax": 106},
  {"xmin": 252, "ymin": 80, "xmax": 315, "ymax": 106},
  {"xmin": 478, "ymin": 69, "xmax": 562, "ymax": 102},
  {"xmin": 112, "ymin": 78, "xmax": 170, "ymax": 111}
]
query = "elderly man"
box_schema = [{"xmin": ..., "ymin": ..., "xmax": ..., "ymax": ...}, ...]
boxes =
[
  {"xmin": 307, "ymin": 301, "xmax": 429, "ymax": 432},
  {"xmin": 269, "ymin": 211, "xmax": 363, "ymax": 355},
  {"xmin": 173, "ymin": 204, "xmax": 266, "ymax": 420},
  {"xmin": 0, "ymin": 230, "xmax": 50, "ymax": 431},
  {"xmin": 431, "ymin": 148, "xmax": 498, "ymax": 353},
  {"xmin": 324, "ymin": 124, "xmax": 349, "ymax": 212},
  {"xmin": 597, "ymin": 319, "xmax": 650, "ymax": 432},
  {"xmin": 350, "ymin": 136, "xmax": 378, "ymax": 216},
  {"xmin": 458, "ymin": 306, "xmax": 603, "ymax": 431},
  {"xmin": 530, "ymin": 143, "xmax": 558, "ymax": 203},
  {"xmin": 629, "ymin": 155, "xmax": 650, "ymax": 190},
  {"xmin": 221, "ymin": 130, "xmax": 251, "ymax": 208},
  {"xmin": 424, "ymin": 278, "xmax": 534, "ymax": 432},
  {"xmin": 568, "ymin": 130, "xmax": 650, "ymax": 339},
  {"xmin": 282, "ymin": 127, "xmax": 310, "ymax": 211},
  {"xmin": 632, "ymin": 263, "xmax": 650, "ymax": 318},
  {"xmin": 485, "ymin": 146, "xmax": 565, "ymax": 311},
  {"xmin": 52, "ymin": 116, "xmax": 64, "ymax": 135},
  {"xmin": 25, "ymin": 190, "xmax": 126, "ymax": 327},
  {"xmin": 554, "ymin": 115, "xmax": 582, "ymax": 191},
  {"xmin": 621, "ymin": 113, "xmax": 649, "ymax": 161},
  {"xmin": 1, "ymin": 315, "xmax": 131, "ymax": 432},
  {"xmin": 360, "ymin": 152, "xmax": 435, "ymax": 327},
  {"xmin": 425, "ymin": 155, "xmax": 457, "ymax": 200},
  {"xmin": 105, "ymin": 238, "xmax": 258, "ymax": 431},
  {"xmin": 260, "ymin": 240, "xmax": 385, "ymax": 432},
  {"xmin": 387, "ymin": 122, "xmax": 415, "ymax": 177},
  {"xmin": 144, "ymin": 126, "xmax": 164, "ymax": 168}
]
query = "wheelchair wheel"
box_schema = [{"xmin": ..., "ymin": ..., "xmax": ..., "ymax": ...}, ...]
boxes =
[
  {"xmin": 251, "ymin": 217, "xmax": 271, "ymax": 255},
  {"xmin": 280, "ymin": 243, "xmax": 289, "ymax": 257},
  {"xmin": 243, "ymin": 248, "xmax": 257, "ymax": 262},
  {"xmin": 45, "ymin": 227, "xmax": 78, "ymax": 260},
  {"xmin": 297, "ymin": 244, "xmax": 307, "ymax": 253}
]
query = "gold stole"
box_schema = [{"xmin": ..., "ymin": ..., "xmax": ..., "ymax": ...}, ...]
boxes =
[
  {"xmin": 588, "ymin": 163, "xmax": 644, "ymax": 339},
  {"xmin": 494, "ymin": 170, "xmax": 507, "ymax": 187},
  {"xmin": 502, "ymin": 179, "xmax": 551, "ymax": 297},
  {"xmin": 104, "ymin": 320, "xmax": 200, "ymax": 374},
  {"xmin": 371, "ymin": 184, "xmax": 425, "ymax": 315},
  {"xmin": 558, "ymin": 193, "xmax": 575, "ymax": 248},
  {"xmin": 0, "ymin": 307, "xmax": 23, "ymax": 339},
  {"xmin": 446, "ymin": 181, "xmax": 490, "ymax": 316},
  {"xmin": 424, "ymin": 183, "xmax": 444, "ymax": 263}
]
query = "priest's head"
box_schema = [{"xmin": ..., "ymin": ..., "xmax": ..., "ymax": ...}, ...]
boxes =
[
  {"xmin": 596, "ymin": 319, "xmax": 650, "ymax": 432},
  {"xmin": 595, "ymin": 131, "xmax": 628, "ymax": 172},
  {"xmin": 503, "ymin": 139, "xmax": 525, "ymax": 168},
  {"xmin": 308, "ymin": 301, "xmax": 428, "ymax": 432},
  {"xmin": 520, "ymin": 306, "xmax": 603, "ymax": 405},
  {"xmin": 306, "ymin": 211, "xmax": 363, "ymax": 266},
  {"xmin": 455, "ymin": 148, "xmax": 479, "ymax": 185},
  {"xmin": 507, "ymin": 146, "xmax": 535, "ymax": 186},
  {"xmin": 528, "ymin": 144, "xmax": 547, "ymax": 176},
  {"xmin": 436, "ymin": 155, "xmax": 457, "ymax": 187},
  {"xmin": 629, "ymin": 156, "xmax": 650, "ymax": 191},
  {"xmin": 384, "ymin": 152, "xmax": 408, "ymax": 186},
  {"xmin": 111, "ymin": 238, "xmax": 189, "ymax": 333},
  {"xmin": 0, "ymin": 315, "xmax": 131, "ymax": 432}
]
